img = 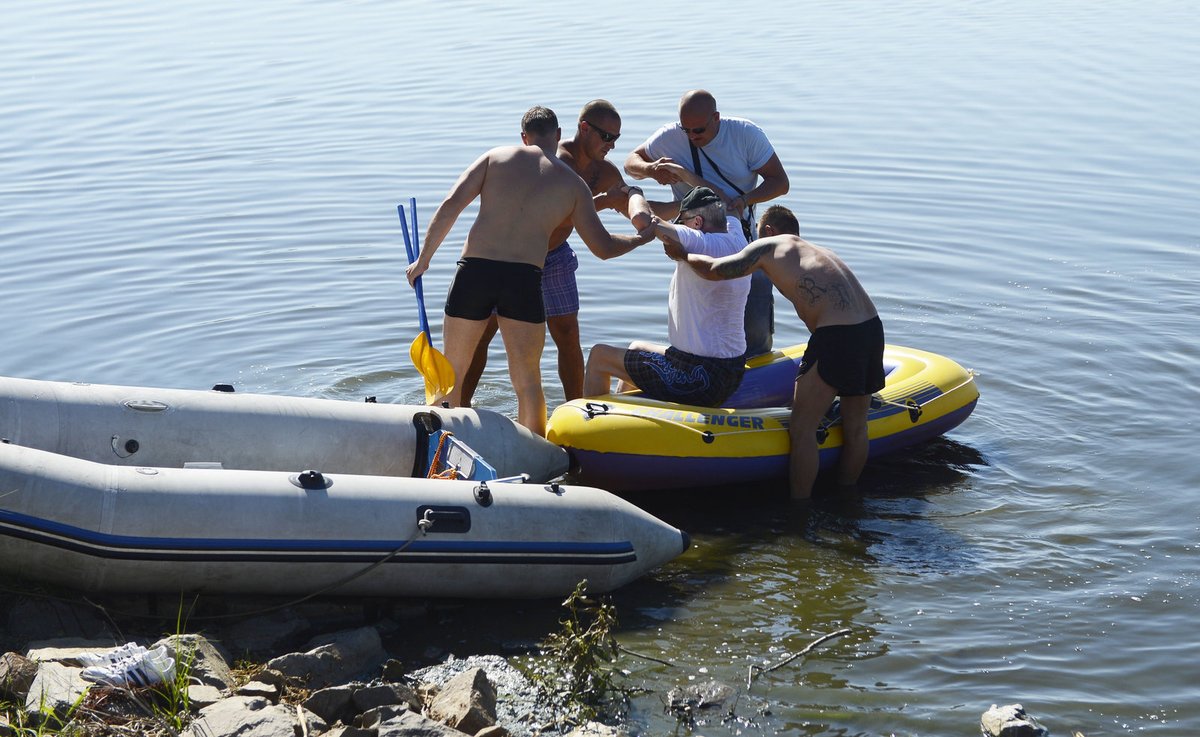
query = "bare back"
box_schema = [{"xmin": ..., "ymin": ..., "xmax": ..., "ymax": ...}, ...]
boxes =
[
  {"xmin": 465, "ymin": 145, "xmax": 592, "ymax": 266},
  {"xmin": 758, "ymin": 235, "xmax": 877, "ymax": 332}
]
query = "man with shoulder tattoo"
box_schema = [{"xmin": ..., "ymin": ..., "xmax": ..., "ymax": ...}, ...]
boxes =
[{"xmin": 664, "ymin": 204, "xmax": 884, "ymax": 500}]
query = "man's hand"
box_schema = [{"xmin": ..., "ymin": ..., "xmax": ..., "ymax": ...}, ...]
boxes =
[
  {"xmin": 646, "ymin": 157, "xmax": 684, "ymax": 185},
  {"xmin": 405, "ymin": 261, "xmax": 428, "ymax": 287},
  {"xmin": 725, "ymin": 194, "xmax": 749, "ymax": 215}
]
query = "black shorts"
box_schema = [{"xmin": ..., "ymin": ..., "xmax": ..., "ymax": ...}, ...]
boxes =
[
  {"xmin": 624, "ymin": 346, "xmax": 746, "ymax": 407},
  {"xmin": 444, "ymin": 257, "xmax": 545, "ymax": 324},
  {"xmin": 798, "ymin": 316, "xmax": 886, "ymax": 395}
]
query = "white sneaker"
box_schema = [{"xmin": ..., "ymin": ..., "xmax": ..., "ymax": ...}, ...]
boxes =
[
  {"xmin": 76, "ymin": 642, "xmax": 147, "ymax": 668},
  {"xmin": 81, "ymin": 646, "xmax": 175, "ymax": 688}
]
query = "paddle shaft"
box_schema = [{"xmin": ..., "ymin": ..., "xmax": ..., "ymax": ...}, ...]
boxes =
[{"xmin": 397, "ymin": 204, "xmax": 433, "ymax": 338}]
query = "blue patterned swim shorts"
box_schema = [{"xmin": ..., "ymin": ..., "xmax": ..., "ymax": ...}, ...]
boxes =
[{"xmin": 541, "ymin": 242, "xmax": 579, "ymax": 318}]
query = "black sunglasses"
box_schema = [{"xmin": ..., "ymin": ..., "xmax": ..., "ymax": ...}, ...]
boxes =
[
  {"xmin": 684, "ymin": 112, "xmax": 715, "ymax": 135},
  {"xmin": 585, "ymin": 119, "xmax": 620, "ymax": 143}
]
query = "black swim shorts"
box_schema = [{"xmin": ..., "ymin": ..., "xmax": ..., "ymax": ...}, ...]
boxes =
[
  {"xmin": 624, "ymin": 346, "xmax": 746, "ymax": 407},
  {"xmin": 444, "ymin": 257, "xmax": 545, "ymax": 324},
  {"xmin": 798, "ymin": 316, "xmax": 886, "ymax": 396}
]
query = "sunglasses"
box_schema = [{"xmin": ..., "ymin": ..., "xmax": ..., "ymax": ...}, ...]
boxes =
[
  {"xmin": 585, "ymin": 119, "xmax": 620, "ymax": 143},
  {"xmin": 683, "ymin": 112, "xmax": 715, "ymax": 135}
]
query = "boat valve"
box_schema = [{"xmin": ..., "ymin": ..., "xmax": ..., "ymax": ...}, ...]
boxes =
[
  {"xmin": 473, "ymin": 482, "xmax": 494, "ymax": 507},
  {"xmin": 111, "ymin": 435, "xmax": 140, "ymax": 458},
  {"xmin": 292, "ymin": 470, "xmax": 332, "ymax": 490}
]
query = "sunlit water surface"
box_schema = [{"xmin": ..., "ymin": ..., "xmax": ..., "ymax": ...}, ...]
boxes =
[{"xmin": 3, "ymin": 2, "xmax": 1197, "ymax": 735}]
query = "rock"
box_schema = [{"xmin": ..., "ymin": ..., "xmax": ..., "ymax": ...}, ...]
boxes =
[
  {"xmin": 251, "ymin": 667, "xmax": 289, "ymax": 688},
  {"xmin": 303, "ymin": 683, "xmax": 358, "ymax": 724},
  {"xmin": 0, "ymin": 713, "xmax": 13, "ymax": 737},
  {"xmin": 24, "ymin": 640, "xmax": 136, "ymax": 665},
  {"xmin": 354, "ymin": 682, "xmax": 423, "ymax": 714},
  {"xmin": 410, "ymin": 655, "xmax": 541, "ymax": 737},
  {"xmin": 156, "ymin": 633, "xmax": 235, "ymax": 691},
  {"xmin": 267, "ymin": 626, "xmax": 387, "ymax": 689},
  {"xmin": 667, "ymin": 679, "xmax": 737, "ymax": 711},
  {"xmin": 377, "ymin": 707, "xmax": 471, "ymax": 737},
  {"xmin": 564, "ymin": 723, "xmax": 628, "ymax": 737},
  {"xmin": 427, "ymin": 667, "xmax": 497, "ymax": 735},
  {"xmin": 357, "ymin": 704, "xmax": 409, "ymax": 729},
  {"xmin": 0, "ymin": 652, "xmax": 38, "ymax": 700},
  {"xmin": 382, "ymin": 657, "xmax": 407, "ymax": 681},
  {"xmin": 3, "ymin": 600, "xmax": 109, "ymax": 646},
  {"xmin": 187, "ymin": 683, "xmax": 224, "ymax": 710},
  {"xmin": 184, "ymin": 695, "xmax": 326, "ymax": 737},
  {"xmin": 236, "ymin": 680, "xmax": 281, "ymax": 702},
  {"xmin": 23, "ymin": 661, "xmax": 91, "ymax": 724},
  {"xmin": 221, "ymin": 610, "xmax": 309, "ymax": 657},
  {"xmin": 324, "ymin": 727, "xmax": 377, "ymax": 737},
  {"xmin": 981, "ymin": 703, "xmax": 1048, "ymax": 737},
  {"xmin": 477, "ymin": 726, "xmax": 512, "ymax": 737}
]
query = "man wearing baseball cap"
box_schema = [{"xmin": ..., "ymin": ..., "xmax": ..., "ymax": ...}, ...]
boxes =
[{"xmin": 582, "ymin": 186, "xmax": 751, "ymax": 406}]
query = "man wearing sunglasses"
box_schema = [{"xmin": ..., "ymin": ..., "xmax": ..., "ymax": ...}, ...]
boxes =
[
  {"xmin": 406, "ymin": 106, "xmax": 652, "ymax": 436},
  {"xmin": 459, "ymin": 100, "xmax": 653, "ymax": 406},
  {"xmin": 624, "ymin": 89, "xmax": 790, "ymax": 359}
]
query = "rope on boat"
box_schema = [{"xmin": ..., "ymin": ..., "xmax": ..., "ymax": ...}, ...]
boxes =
[
  {"xmin": 574, "ymin": 402, "xmax": 780, "ymax": 445},
  {"xmin": 572, "ymin": 370, "xmax": 976, "ymax": 446},
  {"xmin": 426, "ymin": 430, "xmax": 461, "ymax": 479}
]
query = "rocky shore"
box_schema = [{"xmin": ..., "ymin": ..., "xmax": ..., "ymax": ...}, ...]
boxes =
[
  {"xmin": 1, "ymin": 589, "xmax": 1085, "ymax": 737},
  {"xmin": 0, "ymin": 589, "xmax": 593, "ymax": 737}
]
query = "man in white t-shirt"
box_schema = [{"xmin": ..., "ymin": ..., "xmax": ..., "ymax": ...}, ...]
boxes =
[
  {"xmin": 624, "ymin": 90, "xmax": 790, "ymax": 358},
  {"xmin": 582, "ymin": 187, "xmax": 751, "ymax": 407}
]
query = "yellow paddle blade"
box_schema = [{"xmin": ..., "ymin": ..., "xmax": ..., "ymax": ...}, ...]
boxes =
[{"xmin": 410, "ymin": 332, "xmax": 455, "ymax": 405}]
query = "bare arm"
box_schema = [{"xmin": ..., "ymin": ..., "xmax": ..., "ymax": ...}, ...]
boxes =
[
  {"xmin": 732, "ymin": 153, "xmax": 789, "ymax": 213},
  {"xmin": 683, "ymin": 239, "xmax": 777, "ymax": 281},
  {"xmin": 646, "ymin": 216, "xmax": 686, "ymax": 248},
  {"xmin": 591, "ymin": 162, "xmax": 652, "ymax": 230},
  {"xmin": 572, "ymin": 181, "xmax": 653, "ymax": 260},
  {"xmin": 406, "ymin": 153, "xmax": 488, "ymax": 285},
  {"xmin": 624, "ymin": 145, "xmax": 685, "ymax": 186}
]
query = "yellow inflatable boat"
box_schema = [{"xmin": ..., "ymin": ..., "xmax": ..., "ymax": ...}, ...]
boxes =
[{"xmin": 547, "ymin": 344, "xmax": 978, "ymax": 491}]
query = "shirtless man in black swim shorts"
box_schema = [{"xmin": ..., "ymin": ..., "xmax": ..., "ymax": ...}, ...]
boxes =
[
  {"xmin": 459, "ymin": 100, "xmax": 653, "ymax": 405},
  {"xmin": 665, "ymin": 204, "xmax": 884, "ymax": 500},
  {"xmin": 406, "ymin": 106, "xmax": 651, "ymax": 437}
]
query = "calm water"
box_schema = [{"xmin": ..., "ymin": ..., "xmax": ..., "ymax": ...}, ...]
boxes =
[{"xmin": 3, "ymin": 1, "xmax": 1197, "ymax": 734}]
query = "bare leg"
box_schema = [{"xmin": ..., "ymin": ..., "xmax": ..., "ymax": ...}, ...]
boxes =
[
  {"xmin": 583, "ymin": 343, "xmax": 636, "ymax": 397},
  {"xmin": 459, "ymin": 314, "xmax": 499, "ymax": 408},
  {"xmin": 789, "ymin": 364, "xmax": 838, "ymax": 500},
  {"xmin": 441, "ymin": 315, "xmax": 496, "ymax": 409},
  {"xmin": 496, "ymin": 316, "xmax": 547, "ymax": 436},
  {"xmin": 547, "ymin": 312, "xmax": 584, "ymax": 401},
  {"xmin": 834, "ymin": 394, "xmax": 872, "ymax": 486}
]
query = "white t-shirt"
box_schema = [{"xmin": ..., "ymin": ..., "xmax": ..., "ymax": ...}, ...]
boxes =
[
  {"xmin": 642, "ymin": 117, "xmax": 777, "ymax": 203},
  {"xmin": 668, "ymin": 220, "xmax": 751, "ymax": 359}
]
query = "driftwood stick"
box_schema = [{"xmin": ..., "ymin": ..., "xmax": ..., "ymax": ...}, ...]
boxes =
[
  {"xmin": 618, "ymin": 643, "xmax": 676, "ymax": 667},
  {"xmin": 748, "ymin": 628, "xmax": 852, "ymax": 686}
]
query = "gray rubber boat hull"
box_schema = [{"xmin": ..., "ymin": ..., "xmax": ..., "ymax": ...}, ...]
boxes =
[
  {"xmin": 0, "ymin": 442, "xmax": 688, "ymax": 598},
  {"xmin": 0, "ymin": 375, "xmax": 568, "ymax": 482}
]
